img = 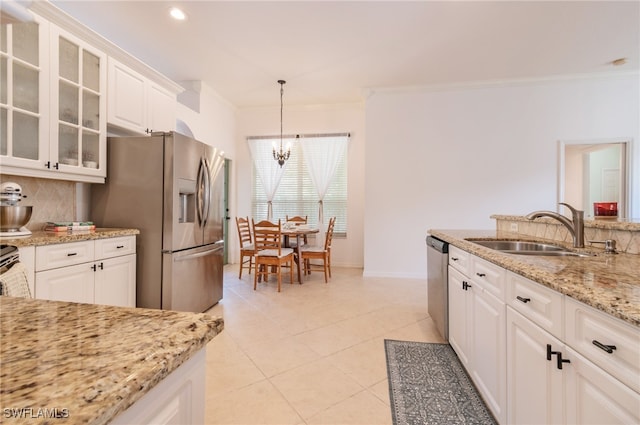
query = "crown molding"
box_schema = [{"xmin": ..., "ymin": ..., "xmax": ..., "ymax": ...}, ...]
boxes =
[{"xmin": 29, "ymin": 1, "xmax": 183, "ymax": 94}]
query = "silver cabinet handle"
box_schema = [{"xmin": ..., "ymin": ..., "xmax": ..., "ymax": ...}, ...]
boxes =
[
  {"xmin": 174, "ymin": 247, "xmax": 223, "ymax": 262},
  {"xmin": 196, "ymin": 158, "xmax": 205, "ymax": 225},
  {"xmin": 202, "ymin": 158, "xmax": 211, "ymax": 228}
]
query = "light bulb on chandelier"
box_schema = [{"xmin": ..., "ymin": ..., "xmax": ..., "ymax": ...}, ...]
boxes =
[{"xmin": 273, "ymin": 79, "xmax": 290, "ymax": 167}]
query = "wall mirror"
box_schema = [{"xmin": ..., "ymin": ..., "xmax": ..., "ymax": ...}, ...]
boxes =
[{"xmin": 558, "ymin": 138, "xmax": 631, "ymax": 219}]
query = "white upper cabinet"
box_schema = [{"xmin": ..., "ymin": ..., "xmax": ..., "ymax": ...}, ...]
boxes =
[
  {"xmin": 2, "ymin": 1, "xmax": 182, "ymax": 182},
  {"xmin": 0, "ymin": 14, "xmax": 107, "ymax": 183},
  {"xmin": 148, "ymin": 82, "xmax": 176, "ymax": 133},
  {"xmin": 107, "ymin": 57, "xmax": 176, "ymax": 135},
  {"xmin": 50, "ymin": 25, "xmax": 107, "ymax": 180},
  {"xmin": 0, "ymin": 15, "xmax": 50, "ymax": 171}
]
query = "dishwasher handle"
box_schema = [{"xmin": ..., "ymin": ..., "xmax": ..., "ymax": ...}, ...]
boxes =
[{"xmin": 426, "ymin": 235, "xmax": 449, "ymax": 253}]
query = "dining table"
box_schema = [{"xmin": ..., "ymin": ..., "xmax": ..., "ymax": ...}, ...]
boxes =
[{"xmin": 281, "ymin": 225, "xmax": 320, "ymax": 283}]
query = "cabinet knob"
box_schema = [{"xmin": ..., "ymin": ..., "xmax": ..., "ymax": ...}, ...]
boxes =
[
  {"xmin": 451, "ymin": 257, "xmax": 459, "ymax": 261},
  {"xmin": 516, "ymin": 296, "xmax": 531, "ymax": 303},
  {"xmin": 67, "ymin": 252, "xmax": 77, "ymax": 257},
  {"xmin": 476, "ymin": 272, "xmax": 486, "ymax": 277}
]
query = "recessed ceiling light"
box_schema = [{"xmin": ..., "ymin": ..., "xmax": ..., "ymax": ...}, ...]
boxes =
[
  {"xmin": 169, "ymin": 7, "xmax": 187, "ymax": 21},
  {"xmin": 611, "ymin": 58, "xmax": 627, "ymax": 66}
]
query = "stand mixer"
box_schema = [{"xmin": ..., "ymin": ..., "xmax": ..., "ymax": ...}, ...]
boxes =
[{"xmin": 0, "ymin": 182, "xmax": 33, "ymax": 237}]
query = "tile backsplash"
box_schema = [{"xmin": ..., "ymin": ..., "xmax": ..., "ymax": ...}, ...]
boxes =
[
  {"xmin": 493, "ymin": 215, "xmax": 640, "ymax": 254},
  {"xmin": 0, "ymin": 175, "xmax": 76, "ymax": 231}
]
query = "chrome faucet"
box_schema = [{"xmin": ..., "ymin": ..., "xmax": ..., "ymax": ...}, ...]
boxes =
[{"xmin": 525, "ymin": 202, "xmax": 585, "ymax": 248}]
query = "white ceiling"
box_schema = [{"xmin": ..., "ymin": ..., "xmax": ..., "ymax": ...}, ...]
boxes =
[{"xmin": 50, "ymin": 1, "xmax": 639, "ymax": 108}]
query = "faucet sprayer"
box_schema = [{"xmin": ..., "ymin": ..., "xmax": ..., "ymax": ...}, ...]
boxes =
[{"xmin": 525, "ymin": 202, "xmax": 585, "ymax": 248}]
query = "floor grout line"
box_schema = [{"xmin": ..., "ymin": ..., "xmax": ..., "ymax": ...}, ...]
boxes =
[{"xmin": 203, "ymin": 264, "xmax": 442, "ymax": 425}]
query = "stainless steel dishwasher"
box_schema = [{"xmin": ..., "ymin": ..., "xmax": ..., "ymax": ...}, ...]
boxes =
[{"xmin": 426, "ymin": 235, "xmax": 449, "ymax": 341}]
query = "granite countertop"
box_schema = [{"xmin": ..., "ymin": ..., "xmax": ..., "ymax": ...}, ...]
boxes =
[
  {"xmin": 0, "ymin": 297, "xmax": 224, "ymax": 425},
  {"xmin": 0, "ymin": 228, "xmax": 140, "ymax": 247},
  {"xmin": 429, "ymin": 229, "xmax": 640, "ymax": 328}
]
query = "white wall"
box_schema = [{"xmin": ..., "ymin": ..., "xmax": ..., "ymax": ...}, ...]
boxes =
[
  {"xmin": 364, "ymin": 74, "xmax": 639, "ymax": 278},
  {"xmin": 235, "ymin": 103, "xmax": 366, "ymax": 268},
  {"xmin": 176, "ymin": 83, "xmax": 237, "ymax": 156}
]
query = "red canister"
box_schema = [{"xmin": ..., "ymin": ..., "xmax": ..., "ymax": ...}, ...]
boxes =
[{"xmin": 593, "ymin": 202, "xmax": 618, "ymax": 217}]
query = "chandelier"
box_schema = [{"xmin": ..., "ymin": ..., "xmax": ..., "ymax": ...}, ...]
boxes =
[{"xmin": 273, "ymin": 79, "xmax": 290, "ymax": 167}]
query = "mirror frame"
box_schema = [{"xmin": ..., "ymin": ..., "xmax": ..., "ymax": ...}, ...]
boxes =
[{"xmin": 558, "ymin": 138, "xmax": 632, "ymax": 219}]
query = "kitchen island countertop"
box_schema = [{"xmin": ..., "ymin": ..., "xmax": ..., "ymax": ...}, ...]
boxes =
[
  {"xmin": 0, "ymin": 228, "xmax": 140, "ymax": 247},
  {"xmin": 429, "ymin": 229, "xmax": 640, "ymax": 328},
  {"xmin": 0, "ymin": 296, "xmax": 223, "ymax": 425}
]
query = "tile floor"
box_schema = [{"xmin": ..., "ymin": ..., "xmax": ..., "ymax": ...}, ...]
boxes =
[{"xmin": 203, "ymin": 265, "xmax": 445, "ymax": 425}]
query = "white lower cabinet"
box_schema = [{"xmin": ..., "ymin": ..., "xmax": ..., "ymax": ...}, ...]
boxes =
[
  {"xmin": 507, "ymin": 307, "xmax": 565, "ymax": 424},
  {"xmin": 507, "ymin": 307, "xmax": 640, "ymax": 425},
  {"xmin": 566, "ymin": 346, "xmax": 640, "ymax": 424},
  {"xmin": 94, "ymin": 255, "xmax": 136, "ymax": 307},
  {"xmin": 448, "ymin": 267, "xmax": 473, "ymax": 367},
  {"xmin": 505, "ymin": 271, "xmax": 640, "ymax": 425},
  {"xmin": 36, "ymin": 262, "xmax": 95, "ymax": 303},
  {"xmin": 449, "ymin": 249, "xmax": 640, "ymax": 425},
  {"xmin": 448, "ymin": 254, "xmax": 507, "ymax": 424},
  {"xmin": 471, "ymin": 282, "xmax": 506, "ymax": 422},
  {"xmin": 34, "ymin": 236, "xmax": 136, "ymax": 307}
]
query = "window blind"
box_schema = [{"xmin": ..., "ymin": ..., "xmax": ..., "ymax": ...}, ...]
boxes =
[{"xmin": 250, "ymin": 133, "xmax": 348, "ymax": 235}]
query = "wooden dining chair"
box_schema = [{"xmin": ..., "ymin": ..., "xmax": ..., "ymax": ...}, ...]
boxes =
[
  {"xmin": 252, "ymin": 219, "xmax": 294, "ymax": 292},
  {"xmin": 286, "ymin": 215, "xmax": 308, "ymax": 247},
  {"xmin": 300, "ymin": 217, "xmax": 336, "ymax": 283},
  {"xmin": 235, "ymin": 217, "xmax": 255, "ymax": 278}
]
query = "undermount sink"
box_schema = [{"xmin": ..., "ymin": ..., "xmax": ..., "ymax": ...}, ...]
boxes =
[{"xmin": 466, "ymin": 239, "xmax": 595, "ymax": 257}]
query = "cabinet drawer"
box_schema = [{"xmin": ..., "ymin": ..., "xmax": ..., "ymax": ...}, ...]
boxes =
[
  {"xmin": 565, "ymin": 297, "xmax": 640, "ymax": 394},
  {"xmin": 95, "ymin": 236, "xmax": 136, "ymax": 259},
  {"xmin": 35, "ymin": 241, "xmax": 95, "ymax": 271},
  {"xmin": 470, "ymin": 255, "xmax": 506, "ymax": 300},
  {"xmin": 507, "ymin": 272, "xmax": 563, "ymax": 339},
  {"xmin": 449, "ymin": 245, "xmax": 470, "ymax": 275}
]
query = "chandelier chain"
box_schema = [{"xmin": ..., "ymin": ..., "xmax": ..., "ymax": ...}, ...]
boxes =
[{"xmin": 273, "ymin": 79, "xmax": 290, "ymax": 167}]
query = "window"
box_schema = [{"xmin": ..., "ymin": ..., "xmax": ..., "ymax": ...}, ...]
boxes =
[{"xmin": 251, "ymin": 134, "xmax": 348, "ymax": 235}]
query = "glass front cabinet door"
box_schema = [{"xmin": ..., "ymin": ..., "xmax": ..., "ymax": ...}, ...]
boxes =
[
  {"xmin": 50, "ymin": 25, "xmax": 106, "ymax": 181},
  {"xmin": 1, "ymin": 17, "xmax": 106, "ymax": 183},
  {"xmin": 0, "ymin": 15, "xmax": 50, "ymax": 170}
]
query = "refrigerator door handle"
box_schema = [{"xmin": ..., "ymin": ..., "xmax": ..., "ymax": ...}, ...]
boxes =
[
  {"xmin": 202, "ymin": 157, "xmax": 212, "ymax": 228},
  {"xmin": 174, "ymin": 245, "xmax": 223, "ymax": 262},
  {"xmin": 196, "ymin": 158, "xmax": 206, "ymax": 226}
]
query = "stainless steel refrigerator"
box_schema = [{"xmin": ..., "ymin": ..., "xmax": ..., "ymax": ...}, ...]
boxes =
[{"xmin": 91, "ymin": 131, "xmax": 225, "ymax": 312}]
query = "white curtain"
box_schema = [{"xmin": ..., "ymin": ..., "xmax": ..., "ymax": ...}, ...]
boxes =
[
  {"xmin": 299, "ymin": 134, "xmax": 349, "ymax": 245},
  {"xmin": 247, "ymin": 137, "xmax": 295, "ymax": 220}
]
